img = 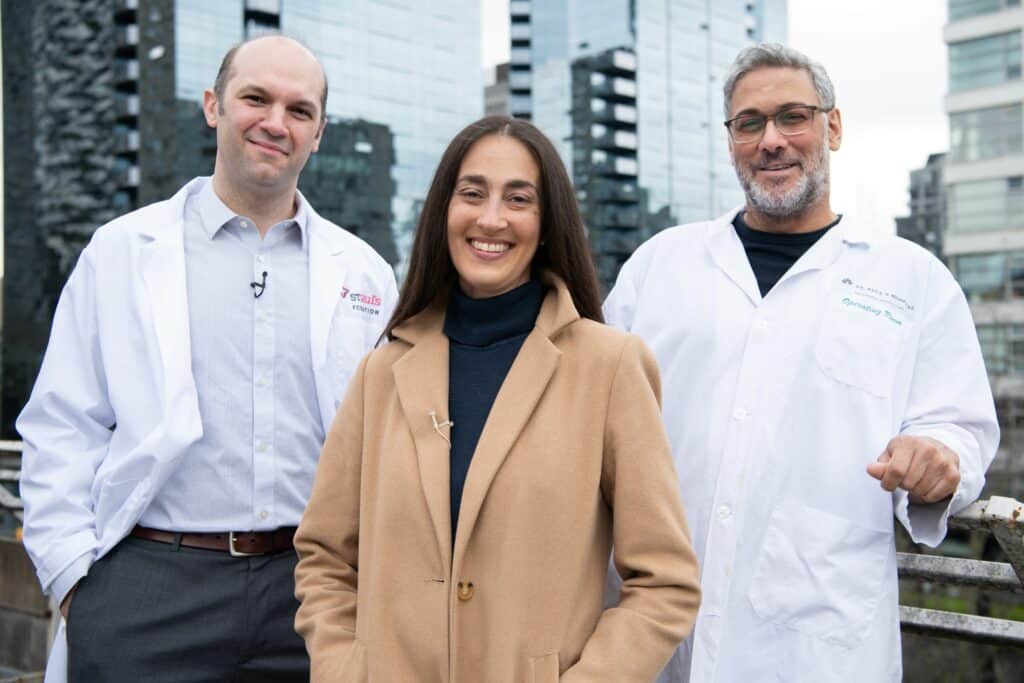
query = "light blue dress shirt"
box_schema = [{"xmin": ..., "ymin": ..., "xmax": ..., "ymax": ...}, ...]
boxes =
[{"xmin": 138, "ymin": 182, "xmax": 326, "ymax": 531}]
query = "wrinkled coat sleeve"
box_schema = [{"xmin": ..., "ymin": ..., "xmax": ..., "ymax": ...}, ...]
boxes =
[
  {"xmin": 17, "ymin": 245, "xmax": 114, "ymax": 604},
  {"xmin": 897, "ymin": 258, "xmax": 999, "ymax": 546},
  {"xmin": 562, "ymin": 335, "xmax": 701, "ymax": 682},
  {"xmin": 294, "ymin": 353, "xmax": 370, "ymax": 681}
]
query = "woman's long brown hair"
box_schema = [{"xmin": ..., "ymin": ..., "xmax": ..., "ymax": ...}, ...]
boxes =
[{"xmin": 383, "ymin": 116, "xmax": 604, "ymax": 339}]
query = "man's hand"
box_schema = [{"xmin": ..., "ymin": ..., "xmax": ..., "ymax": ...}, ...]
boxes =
[
  {"xmin": 866, "ymin": 435, "xmax": 960, "ymax": 504},
  {"xmin": 60, "ymin": 583, "xmax": 78, "ymax": 621}
]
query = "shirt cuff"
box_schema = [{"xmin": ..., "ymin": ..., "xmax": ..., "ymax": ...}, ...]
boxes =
[{"xmin": 49, "ymin": 552, "xmax": 93, "ymax": 608}]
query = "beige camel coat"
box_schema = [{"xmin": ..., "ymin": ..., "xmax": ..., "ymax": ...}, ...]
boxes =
[{"xmin": 294, "ymin": 276, "xmax": 701, "ymax": 682}]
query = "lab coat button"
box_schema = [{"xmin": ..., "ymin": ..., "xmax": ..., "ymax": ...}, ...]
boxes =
[
  {"xmin": 457, "ymin": 581, "xmax": 475, "ymax": 601},
  {"xmin": 717, "ymin": 505, "xmax": 732, "ymax": 520},
  {"xmin": 258, "ymin": 510, "xmax": 268, "ymax": 521},
  {"xmin": 732, "ymin": 408, "xmax": 749, "ymax": 421}
]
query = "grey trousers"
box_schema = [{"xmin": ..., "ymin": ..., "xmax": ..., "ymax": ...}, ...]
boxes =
[{"xmin": 66, "ymin": 535, "xmax": 310, "ymax": 682}]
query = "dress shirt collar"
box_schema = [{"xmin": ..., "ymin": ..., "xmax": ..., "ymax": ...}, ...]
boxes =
[{"xmin": 196, "ymin": 179, "xmax": 311, "ymax": 249}]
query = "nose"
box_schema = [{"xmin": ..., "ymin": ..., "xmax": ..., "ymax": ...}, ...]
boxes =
[
  {"xmin": 476, "ymin": 197, "xmax": 508, "ymax": 230},
  {"xmin": 758, "ymin": 118, "xmax": 787, "ymax": 153},
  {"xmin": 260, "ymin": 105, "xmax": 287, "ymax": 137}
]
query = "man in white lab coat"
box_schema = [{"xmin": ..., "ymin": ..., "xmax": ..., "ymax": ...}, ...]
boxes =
[
  {"xmin": 17, "ymin": 36, "xmax": 397, "ymax": 682},
  {"xmin": 605, "ymin": 43, "xmax": 998, "ymax": 682}
]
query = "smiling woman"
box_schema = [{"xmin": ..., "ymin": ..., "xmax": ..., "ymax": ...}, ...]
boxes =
[{"xmin": 293, "ymin": 116, "xmax": 703, "ymax": 682}]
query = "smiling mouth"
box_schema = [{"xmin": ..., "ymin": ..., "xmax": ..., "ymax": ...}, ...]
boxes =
[
  {"xmin": 760, "ymin": 162, "xmax": 798, "ymax": 172},
  {"xmin": 469, "ymin": 239, "xmax": 511, "ymax": 254},
  {"xmin": 249, "ymin": 139, "xmax": 288, "ymax": 156}
]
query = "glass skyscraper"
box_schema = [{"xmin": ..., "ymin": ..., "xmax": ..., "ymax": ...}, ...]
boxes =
[
  {"xmin": 282, "ymin": 1, "xmax": 481, "ymax": 257},
  {"xmin": 511, "ymin": 0, "xmax": 788, "ymax": 239}
]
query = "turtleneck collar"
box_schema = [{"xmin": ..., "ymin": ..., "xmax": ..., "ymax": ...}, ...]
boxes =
[{"xmin": 443, "ymin": 279, "xmax": 544, "ymax": 347}]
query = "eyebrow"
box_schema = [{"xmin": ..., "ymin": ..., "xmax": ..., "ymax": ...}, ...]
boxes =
[
  {"xmin": 456, "ymin": 174, "xmax": 539, "ymax": 192},
  {"xmin": 238, "ymin": 84, "xmax": 318, "ymax": 112},
  {"xmin": 732, "ymin": 101, "xmax": 815, "ymax": 117}
]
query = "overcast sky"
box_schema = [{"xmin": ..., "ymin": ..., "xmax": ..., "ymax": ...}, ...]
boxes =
[{"xmin": 481, "ymin": 0, "xmax": 950, "ymax": 235}]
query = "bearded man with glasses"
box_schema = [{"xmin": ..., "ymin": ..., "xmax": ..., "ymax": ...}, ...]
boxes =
[{"xmin": 604, "ymin": 43, "xmax": 998, "ymax": 682}]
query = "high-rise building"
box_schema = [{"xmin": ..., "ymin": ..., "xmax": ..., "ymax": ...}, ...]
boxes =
[
  {"xmin": 1, "ymin": 0, "xmax": 480, "ymax": 435},
  {"xmin": 896, "ymin": 153, "xmax": 947, "ymax": 261},
  {"xmin": 510, "ymin": 0, "xmax": 788, "ymax": 287},
  {"xmin": 944, "ymin": 0, "xmax": 1024, "ymax": 468}
]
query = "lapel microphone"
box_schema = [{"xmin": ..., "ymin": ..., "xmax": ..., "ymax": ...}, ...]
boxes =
[
  {"xmin": 250, "ymin": 271, "xmax": 268, "ymax": 299},
  {"xmin": 428, "ymin": 410, "xmax": 454, "ymax": 445}
]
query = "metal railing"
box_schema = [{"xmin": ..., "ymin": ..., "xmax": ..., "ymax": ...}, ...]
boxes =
[{"xmin": 898, "ymin": 496, "xmax": 1024, "ymax": 646}]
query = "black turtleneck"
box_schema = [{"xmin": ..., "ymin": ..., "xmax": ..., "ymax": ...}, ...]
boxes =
[
  {"xmin": 443, "ymin": 279, "xmax": 544, "ymax": 542},
  {"xmin": 733, "ymin": 211, "xmax": 841, "ymax": 297}
]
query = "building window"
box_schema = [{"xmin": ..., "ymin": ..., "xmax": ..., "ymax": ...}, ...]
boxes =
[
  {"xmin": 949, "ymin": 31, "xmax": 1022, "ymax": 91},
  {"xmin": 955, "ymin": 251, "xmax": 1024, "ymax": 300},
  {"xmin": 950, "ymin": 0, "xmax": 1022, "ymax": 21},
  {"xmin": 977, "ymin": 323, "xmax": 1024, "ymax": 374},
  {"xmin": 949, "ymin": 177, "xmax": 1024, "ymax": 233},
  {"xmin": 950, "ymin": 104, "xmax": 1023, "ymax": 162}
]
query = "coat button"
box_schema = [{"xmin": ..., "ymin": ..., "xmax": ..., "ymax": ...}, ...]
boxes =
[{"xmin": 457, "ymin": 581, "xmax": 475, "ymax": 602}]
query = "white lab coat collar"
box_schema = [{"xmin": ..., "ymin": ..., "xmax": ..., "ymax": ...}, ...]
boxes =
[{"xmin": 705, "ymin": 207, "xmax": 873, "ymax": 305}]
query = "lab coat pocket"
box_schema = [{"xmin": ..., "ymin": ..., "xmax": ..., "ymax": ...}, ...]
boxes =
[
  {"xmin": 815, "ymin": 297, "xmax": 906, "ymax": 398},
  {"xmin": 748, "ymin": 500, "xmax": 891, "ymax": 648},
  {"xmin": 530, "ymin": 652, "xmax": 560, "ymax": 683}
]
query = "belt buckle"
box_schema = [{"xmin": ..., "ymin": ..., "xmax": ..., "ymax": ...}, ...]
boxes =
[{"xmin": 228, "ymin": 531, "xmax": 262, "ymax": 557}]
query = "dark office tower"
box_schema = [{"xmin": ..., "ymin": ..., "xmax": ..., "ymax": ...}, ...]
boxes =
[
  {"xmin": 571, "ymin": 49, "xmax": 641, "ymax": 289},
  {"xmin": 896, "ymin": 153, "xmax": 946, "ymax": 261},
  {"xmin": 1, "ymin": 0, "xmax": 124, "ymax": 436},
  {"xmin": 300, "ymin": 121, "xmax": 398, "ymax": 264}
]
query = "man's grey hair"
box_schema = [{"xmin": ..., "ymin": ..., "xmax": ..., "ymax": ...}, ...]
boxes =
[{"xmin": 722, "ymin": 43, "xmax": 835, "ymax": 119}]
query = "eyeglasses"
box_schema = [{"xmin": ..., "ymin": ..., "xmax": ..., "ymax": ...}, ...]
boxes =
[{"xmin": 723, "ymin": 105, "xmax": 831, "ymax": 144}]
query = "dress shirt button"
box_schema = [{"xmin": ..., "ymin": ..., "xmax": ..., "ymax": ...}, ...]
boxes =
[
  {"xmin": 255, "ymin": 377, "xmax": 267, "ymax": 388},
  {"xmin": 258, "ymin": 510, "xmax": 269, "ymax": 521},
  {"xmin": 717, "ymin": 505, "xmax": 732, "ymax": 520},
  {"xmin": 258, "ymin": 312, "xmax": 269, "ymax": 324},
  {"xmin": 256, "ymin": 442, "xmax": 268, "ymax": 453},
  {"xmin": 732, "ymin": 408, "xmax": 749, "ymax": 421},
  {"xmin": 457, "ymin": 581, "xmax": 475, "ymax": 602},
  {"xmin": 756, "ymin": 319, "xmax": 769, "ymax": 331},
  {"xmin": 256, "ymin": 255, "xmax": 265, "ymax": 264}
]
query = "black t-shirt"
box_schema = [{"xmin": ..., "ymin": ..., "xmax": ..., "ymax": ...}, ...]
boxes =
[{"xmin": 732, "ymin": 211, "xmax": 842, "ymax": 297}]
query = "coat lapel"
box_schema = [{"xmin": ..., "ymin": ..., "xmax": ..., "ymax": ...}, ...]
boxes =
[
  {"xmin": 138, "ymin": 185, "xmax": 202, "ymax": 439},
  {"xmin": 452, "ymin": 329, "xmax": 561, "ymax": 562},
  {"xmin": 307, "ymin": 217, "xmax": 349, "ymax": 433},
  {"xmin": 451, "ymin": 276, "xmax": 575, "ymax": 563},
  {"xmin": 392, "ymin": 308, "xmax": 453, "ymax": 572}
]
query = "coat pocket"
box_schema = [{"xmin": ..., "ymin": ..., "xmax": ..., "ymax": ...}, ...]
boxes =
[
  {"xmin": 530, "ymin": 652, "xmax": 560, "ymax": 683},
  {"xmin": 748, "ymin": 499, "xmax": 891, "ymax": 648},
  {"xmin": 814, "ymin": 294, "xmax": 907, "ymax": 398}
]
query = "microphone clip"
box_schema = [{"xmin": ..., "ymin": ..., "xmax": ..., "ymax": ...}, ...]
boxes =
[
  {"xmin": 250, "ymin": 270, "xmax": 268, "ymax": 299},
  {"xmin": 428, "ymin": 410, "xmax": 453, "ymax": 445}
]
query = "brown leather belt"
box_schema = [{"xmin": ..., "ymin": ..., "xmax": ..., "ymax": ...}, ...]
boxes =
[{"xmin": 130, "ymin": 525, "xmax": 297, "ymax": 557}]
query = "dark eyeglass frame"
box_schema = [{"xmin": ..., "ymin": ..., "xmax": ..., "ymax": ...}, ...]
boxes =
[{"xmin": 723, "ymin": 104, "xmax": 833, "ymax": 143}]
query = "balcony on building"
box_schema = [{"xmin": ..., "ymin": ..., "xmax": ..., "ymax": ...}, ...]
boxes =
[
  {"xmin": 591, "ymin": 124, "xmax": 638, "ymax": 152},
  {"xmin": 510, "ymin": 0, "xmax": 531, "ymax": 20},
  {"xmin": 589, "ymin": 73, "xmax": 637, "ymax": 102}
]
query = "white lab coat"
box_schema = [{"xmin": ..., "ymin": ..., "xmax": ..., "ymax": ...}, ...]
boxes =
[
  {"xmin": 604, "ymin": 208, "xmax": 998, "ymax": 682},
  {"xmin": 16, "ymin": 178, "xmax": 398, "ymax": 683}
]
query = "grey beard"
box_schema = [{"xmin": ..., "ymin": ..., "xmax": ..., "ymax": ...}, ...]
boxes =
[{"xmin": 737, "ymin": 143, "xmax": 830, "ymax": 218}]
